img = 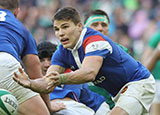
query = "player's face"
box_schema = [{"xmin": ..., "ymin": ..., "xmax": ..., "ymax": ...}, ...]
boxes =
[
  {"xmin": 40, "ymin": 57, "xmax": 51, "ymax": 75},
  {"xmin": 54, "ymin": 20, "xmax": 83, "ymax": 49},
  {"xmin": 89, "ymin": 21, "xmax": 109, "ymax": 36}
]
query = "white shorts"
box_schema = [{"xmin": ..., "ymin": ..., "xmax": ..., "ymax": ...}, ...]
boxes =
[
  {"xmin": 54, "ymin": 100, "xmax": 95, "ymax": 115},
  {"xmin": 0, "ymin": 52, "xmax": 38, "ymax": 104},
  {"xmin": 113, "ymin": 75, "xmax": 155, "ymax": 115},
  {"xmin": 152, "ymin": 80, "xmax": 160, "ymax": 104},
  {"xmin": 95, "ymin": 101, "xmax": 110, "ymax": 115}
]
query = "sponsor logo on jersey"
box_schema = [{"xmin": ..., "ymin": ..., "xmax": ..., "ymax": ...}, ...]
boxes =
[{"xmin": 93, "ymin": 76, "xmax": 106, "ymax": 85}]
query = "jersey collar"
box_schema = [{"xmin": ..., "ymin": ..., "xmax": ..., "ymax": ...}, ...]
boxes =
[{"xmin": 67, "ymin": 28, "xmax": 87, "ymax": 51}]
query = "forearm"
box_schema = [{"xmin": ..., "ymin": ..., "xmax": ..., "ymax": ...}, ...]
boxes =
[
  {"xmin": 30, "ymin": 78, "xmax": 55, "ymax": 93},
  {"xmin": 141, "ymin": 47, "xmax": 153, "ymax": 65},
  {"xmin": 146, "ymin": 48, "xmax": 160, "ymax": 71},
  {"xmin": 60, "ymin": 68, "xmax": 96, "ymax": 84},
  {"xmin": 40, "ymin": 94, "xmax": 52, "ymax": 112},
  {"xmin": 22, "ymin": 54, "xmax": 43, "ymax": 79},
  {"xmin": 59, "ymin": 56, "xmax": 102, "ymax": 85}
]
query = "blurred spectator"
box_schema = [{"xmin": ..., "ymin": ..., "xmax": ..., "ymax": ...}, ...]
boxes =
[{"xmin": 17, "ymin": 0, "xmax": 160, "ymax": 60}]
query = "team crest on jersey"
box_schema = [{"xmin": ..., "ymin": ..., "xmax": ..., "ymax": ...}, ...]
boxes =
[
  {"xmin": 91, "ymin": 44, "xmax": 98, "ymax": 49},
  {"xmin": 70, "ymin": 65, "xmax": 75, "ymax": 70}
]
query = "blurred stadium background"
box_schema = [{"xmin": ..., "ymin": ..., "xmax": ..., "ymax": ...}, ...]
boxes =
[{"xmin": 18, "ymin": 0, "xmax": 160, "ymax": 60}]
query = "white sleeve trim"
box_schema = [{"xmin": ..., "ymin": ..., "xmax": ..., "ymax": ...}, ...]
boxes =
[{"xmin": 85, "ymin": 41, "xmax": 112, "ymax": 54}]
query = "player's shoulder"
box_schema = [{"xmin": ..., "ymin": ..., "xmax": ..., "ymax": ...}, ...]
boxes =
[
  {"xmin": 0, "ymin": 9, "xmax": 15, "ymax": 22},
  {"xmin": 0, "ymin": 9, "xmax": 26, "ymax": 31},
  {"xmin": 83, "ymin": 28, "xmax": 108, "ymax": 47},
  {"xmin": 84, "ymin": 27, "xmax": 107, "ymax": 41},
  {"xmin": 56, "ymin": 44, "xmax": 69, "ymax": 54}
]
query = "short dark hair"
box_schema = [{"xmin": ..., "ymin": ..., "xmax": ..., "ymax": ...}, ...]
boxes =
[
  {"xmin": 52, "ymin": 7, "xmax": 81, "ymax": 25},
  {"xmin": 84, "ymin": 9, "xmax": 110, "ymax": 25},
  {"xmin": 37, "ymin": 41, "xmax": 57, "ymax": 59},
  {"xmin": 0, "ymin": 0, "xmax": 19, "ymax": 11}
]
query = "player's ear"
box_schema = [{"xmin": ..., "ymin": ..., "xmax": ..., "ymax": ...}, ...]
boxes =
[
  {"xmin": 13, "ymin": 8, "xmax": 20, "ymax": 18},
  {"xmin": 77, "ymin": 22, "xmax": 83, "ymax": 31}
]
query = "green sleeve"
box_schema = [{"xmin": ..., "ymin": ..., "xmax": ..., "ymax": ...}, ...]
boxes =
[
  {"xmin": 115, "ymin": 42, "xmax": 129, "ymax": 53},
  {"xmin": 88, "ymin": 85, "xmax": 115, "ymax": 109},
  {"xmin": 148, "ymin": 32, "xmax": 160, "ymax": 49}
]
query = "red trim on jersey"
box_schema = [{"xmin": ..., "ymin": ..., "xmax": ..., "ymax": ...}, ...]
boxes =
[
  {"xmin": 64, "ymin": 68, "xmax": 72, "ymax": 73},
  {"xmin": 83, "ymin": 35, "xmax": 105, "ymax": 53},
  {"xmin": 72, "ymin": 92, "xmax": 80, "ymax": 102}
]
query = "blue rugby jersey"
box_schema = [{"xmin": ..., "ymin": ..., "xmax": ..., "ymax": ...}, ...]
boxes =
[
  {"xmin": 50, "ymin": 83, "xmax": 106, "ymax": 112},
  {"xmin": 0, "ymin": 9, "xmax": 37, "ymax": 62},
  {"xmin": 51, "ymin": 27, "xmax": 150, "ymax": 97}
]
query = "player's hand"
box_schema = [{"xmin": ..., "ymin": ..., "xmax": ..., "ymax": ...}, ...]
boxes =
[
  {"xmin": 13, "ymin": 67, "xmax": 31, "ymax": 88},
  {"xmin": 13, "ymin": 67, "xmax": 56, "ymax": 93},
  {"xmin": 157, "ymin": 42, "xmax": 160, "ymax": 51},
  {"xmin": 50, "ymin": 101, "xmax": 66, "ymax": 113},
  {"xmin": 45, "ymin": 71, "xmax": 61, "ymax": 91}
]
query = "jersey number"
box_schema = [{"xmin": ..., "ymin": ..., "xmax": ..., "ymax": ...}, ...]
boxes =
[{"xmin": 0, "ymin": 11, "xmax": 7, "ymax": 21}]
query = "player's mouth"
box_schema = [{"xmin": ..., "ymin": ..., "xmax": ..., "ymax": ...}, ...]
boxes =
[{"xmin": 60, "ymin": 38, "xmax": 69, "ymax": 45}]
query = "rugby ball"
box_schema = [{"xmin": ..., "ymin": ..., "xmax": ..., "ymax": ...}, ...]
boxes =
[{"xmin": 0, "ymin": 89, "xmax": 18, "ymax": 115}]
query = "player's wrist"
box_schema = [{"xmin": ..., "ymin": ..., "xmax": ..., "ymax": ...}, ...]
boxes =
[
  {"xmin": 157, "ymin": 43, "xmax": 160, "ymax": 51},
  {"xmin": 60, "ymin": 74, "xmax": 66, "ymax": 84},
  {"xmin": 28, "ymin": 79, "xmax": 32, "ymax": 89}
]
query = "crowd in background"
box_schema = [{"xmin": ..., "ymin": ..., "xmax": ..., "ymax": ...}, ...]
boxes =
[{"xmin": 18, "ymin": 0, "xmax": 160, "ymax": 60}]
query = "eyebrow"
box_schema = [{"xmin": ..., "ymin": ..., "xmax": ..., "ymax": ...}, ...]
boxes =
[{"xmin": 54, "ymin": 23, "xmax": 69, "ymax": 28}]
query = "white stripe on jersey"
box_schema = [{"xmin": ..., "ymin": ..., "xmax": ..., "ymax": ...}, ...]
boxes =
[
  {"xmin": 85, "ymin": 41, "xmax": 113, "ymax": 54},
  {"xmin": 70, "ymin": 28, "xmax": 87, "ymax": 68},
  {"xmin": 72, "ymin": 50, "xmax": 82, "ymax": 68}
]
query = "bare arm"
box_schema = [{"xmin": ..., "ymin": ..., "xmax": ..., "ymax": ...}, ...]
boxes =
[
  {"xmin": 141, "ymin": 46, "xmax": 153, "ymax": 65},
  {"xmin": 46, "ymin": 65, "xmax": 66, "ymax": 75},
  {"xmin": 21, "ymin": 54, "xmax": 51, "ymax": 111},
  {"xmin": 145, "ymin": 43, "xmax": 160, "ymax": 71},
  {"xmin": 62, "ymin": 56, "xmax": 103, "ymax": 84},
  {"xmin": 21, "ymin": 54, "xmax": 42, "ymax": 79},
  {"xmin": 13, "ymin": 55, "xmax": 103, "ymax": 95},
  {"xmin": 46, "ymin": 56, "xmax": 103, "ymax": 89}
]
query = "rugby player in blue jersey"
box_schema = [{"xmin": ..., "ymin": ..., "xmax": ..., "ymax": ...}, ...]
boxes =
[
  {"xmin": 0, "ymin": 0, "xmax": 56, "ymax": 114},
  {"xmin": 14, "ymin": 7, "xmax": 156, "ymax": 115},
  {"xmin": 38, "ymin": 41, "xmax": 110, "ymax": 115}
]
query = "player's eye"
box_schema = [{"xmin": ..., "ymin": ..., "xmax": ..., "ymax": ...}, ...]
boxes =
[
  {"xmin": 62, "ymin": 25, "xmax": 69, "ymax": 29},
  {"xmin": 101, "ymin": 23, "xmax": 108, "ymax": 27},
  {"xmin": 54, "ymin": 28, "xmax": 59, "ymax": 31},
  {"xmin": 40, "ymin": 58, "xmax": 45, "ymax": 62},
  {"xmin": 91, "ymin": 22, "xmax": 98, "ymax": 27}
]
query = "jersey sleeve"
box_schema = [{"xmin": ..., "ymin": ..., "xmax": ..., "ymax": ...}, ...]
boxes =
[
  {"xmin": 21, "ymin": 28, "xmax": 37, "ymax": 58},
  {"xmin": 51, "ymin": 46, "xmax": 67, "ymax": 68},
  {"xmin": 49, "ymin": 87, "xmax": 76, "ymax": 100},
  {"xmin": 148, "ymin": 32, "xmax": 160, "ymax": 49},
  {"xmin": 79, "ymin": 84, "xmax": 106, "ymax": 112},
  {"xmin": 83, "ymin": 35, "xmax": 113, "ymax": 58}
]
